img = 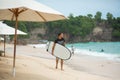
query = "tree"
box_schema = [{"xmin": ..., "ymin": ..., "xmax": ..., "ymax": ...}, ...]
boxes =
[
  {"xmin": 94, "ymin": 11, "xmax": 102, "ymax": 23},
  {"xmin": 68, "ymin": 13, "xmax": 74, "ymax": 19},
  {"xmin": 3, "ymin": 12, "xmax": 120, "ymax": 42},
  {"xmin": 17, "ymin": 22, "xmax": 29, "ymax": 39},
  {"xmin": 111, "ymin": 17, "xmax": 120, "ymax": 40},
  {"xmin": 87, "ymin": 14, "xmax": 93, "ymax": 19},
  {"xmin": 106, "ymin": 12, "xmax": 113, "ymax": 23}
]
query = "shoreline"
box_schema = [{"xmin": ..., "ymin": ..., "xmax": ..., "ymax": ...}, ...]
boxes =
[
  {"xmin": 28, "ymin": 43, "xmax": 120, "ymax": 62},
  {"xmin": 0, "ymin": 43, "xmax": 120, "ymax": 80}
]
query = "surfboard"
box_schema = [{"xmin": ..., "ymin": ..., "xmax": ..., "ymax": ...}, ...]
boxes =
[{"xmin": 46, "ymin": 41, "xmax": 72, "ymax": 60}]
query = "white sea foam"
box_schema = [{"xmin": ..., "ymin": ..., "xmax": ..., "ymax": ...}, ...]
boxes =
[
  {"xmin": 28, "ymin": 44, "xmax": 46, "ymax": 48},
  {"xmin": 28, "ymin": 44, "xmax": 120, "ymax": 61},
  {"xmin": 73, "ymin": 48, "xmax": 120, "ymax": 61}
]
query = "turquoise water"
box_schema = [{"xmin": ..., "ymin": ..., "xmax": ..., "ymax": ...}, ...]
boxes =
[
  {"xmin": 29, "ymin": 42, "xmax": 120, "ymax": 61},
  {"xmin": 67, "ymin": 42, "xmax": 120, "ymax": 60}
]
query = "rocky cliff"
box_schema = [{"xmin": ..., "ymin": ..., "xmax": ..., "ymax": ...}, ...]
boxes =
[
  {"xmin": 22, "ymin": 22, "xmax": 113, "ymax": 44},
  {"xmin": 90, "ymin": 22, "xmax": 113, "ymax": 42}
]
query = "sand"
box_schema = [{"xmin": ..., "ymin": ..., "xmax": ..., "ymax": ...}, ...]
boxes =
[{"xmin": 0, "ymin": 43, "xmax": 120, "ymax": 80}]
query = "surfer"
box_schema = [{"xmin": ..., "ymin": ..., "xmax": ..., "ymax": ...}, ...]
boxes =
[
  {"xmin": 101, "ymin": 49, "xmax": 104, "ymax": 52},
  {"xmin": 71, "ymin": 45, "xmax": 75, "ymax": 55},
  {"xmin": 52, "ymin": 33, "xmax": 65, "ymax": 70}
]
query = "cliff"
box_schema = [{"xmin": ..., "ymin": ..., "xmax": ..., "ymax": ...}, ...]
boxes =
[
  {"xmin": 89, "ymin": 22, "xmax": 113, "ymax": 42},
  {"xmin": 23, "ymin": 22, "xmax": 113, "ymax": 44}
]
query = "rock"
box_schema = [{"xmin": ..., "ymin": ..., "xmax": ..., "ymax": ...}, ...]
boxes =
[{"xmin": 93, "ymin": 27, "xmax": 103, "ymax": 36}]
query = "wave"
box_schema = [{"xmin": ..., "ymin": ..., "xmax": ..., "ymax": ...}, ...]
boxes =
[
  {"xmin": 28, "ymin": 44, "xmax": 120, "ymax": 61},
  {"xmin": 28, "ymin": 44, "xmax": 46, "ymax": 48},
  {"xmin": 71, "ymin": 48, "xmax": 120, "ymax": 61}
]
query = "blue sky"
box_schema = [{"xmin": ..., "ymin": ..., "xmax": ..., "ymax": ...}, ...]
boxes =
[{"xmin": 36, "ymin": 0, "xmax": 120, "ymax": 19}]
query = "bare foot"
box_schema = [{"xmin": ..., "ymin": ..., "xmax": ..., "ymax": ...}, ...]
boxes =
[
  {"xmin": 55, "ymin": 66, "xmax": 58, "ymax": 69},
  {"xmin": 61, "ymin": 69, "xmax": 64, "ymax": 71}
]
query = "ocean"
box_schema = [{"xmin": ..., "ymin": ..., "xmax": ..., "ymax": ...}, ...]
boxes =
[
  {"xmin": 67, "ymin": 42, "xmax": 120, "ymax": 61},
  {"xmin": 29, "ymin": 42, "xmax": 120, "ymax": 61}
]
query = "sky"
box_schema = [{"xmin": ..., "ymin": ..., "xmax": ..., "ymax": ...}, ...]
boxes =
[{"xmin": 36, "ymin": 0, "xmax": 120, "ymax": 19}]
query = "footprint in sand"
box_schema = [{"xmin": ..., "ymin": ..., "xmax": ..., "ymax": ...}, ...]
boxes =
[{"xmin": 22, "ymin": 64, "xmax": 27, "ymax": 67}]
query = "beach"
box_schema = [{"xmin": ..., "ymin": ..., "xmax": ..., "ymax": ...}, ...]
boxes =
[{"xmin": 0, "ymin": 43, "xmax": 120, "ymax": 80}]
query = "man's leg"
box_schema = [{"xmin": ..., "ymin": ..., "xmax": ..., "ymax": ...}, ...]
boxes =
[
  {"xmin": 61, "ymin": 59, "xmax": 64, "ymax": 70},
  {"xmin": 56, "ymin": 57, "xmax": 59, "ymax": 69}
]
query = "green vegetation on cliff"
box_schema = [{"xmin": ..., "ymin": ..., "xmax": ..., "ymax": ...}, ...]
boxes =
[{"xmin": 3, "ymin": 11, "xmax": 120, "ymax": 43}]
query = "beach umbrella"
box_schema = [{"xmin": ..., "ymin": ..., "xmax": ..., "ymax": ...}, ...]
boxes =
[
  {"xmin": 0, "ymin": 37, "xmax": 4, "ymax": 41},
  {"xmin": 0, "ymin": 22, "xmax": 27, "ymax": 35},
  {"xmin": 0, "ymin": 0, "xmax": 66, "ymax": 77},
  {"xmin": 0, "ymin": 21, "xmax": 27, "ymax": 56}
]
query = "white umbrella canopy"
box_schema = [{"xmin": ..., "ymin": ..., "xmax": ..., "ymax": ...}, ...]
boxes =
[
  {"xmin": 0, "ymin": 21, "xmax": 27, "ymax": 57},
  {"xmin": 0, "ymin": 22, "xmax": 27, "ymax": 35},
  {"xmin": 0, "ymin": 0, "xmax": 65, "ymax": 22},
  {"xmin": 0, "ymin": 0, "xmax": 66, "ymax": 77},
  {"xmin": 0, "ymin": 37, "xmax": 4, "ymax": 41}
]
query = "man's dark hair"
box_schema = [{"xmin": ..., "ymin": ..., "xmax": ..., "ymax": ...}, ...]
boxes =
[{"xmin": 58, "ymin": 33, "xmax": 63, "ymax": 37}]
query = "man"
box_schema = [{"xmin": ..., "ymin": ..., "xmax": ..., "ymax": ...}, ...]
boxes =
[{"xmin": 52, "ymin": 33, "xmax": 65, "ymax": 70}]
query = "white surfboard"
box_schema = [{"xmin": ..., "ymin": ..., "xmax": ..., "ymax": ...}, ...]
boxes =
[{"xmin": 46, "ymin": 41, "xmax": 72, "ymax": 60}]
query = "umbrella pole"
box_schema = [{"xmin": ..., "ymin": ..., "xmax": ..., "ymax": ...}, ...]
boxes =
[
  {"xmin": 4, "ymin": 35, "xmax": 6, "ymax": 56},
  {"xmin": 13, "ymin": 10, "xmax": 18, "ymax": 77}
]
